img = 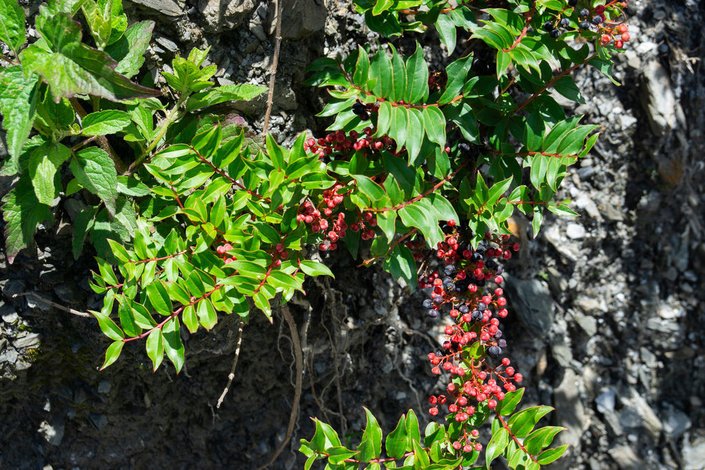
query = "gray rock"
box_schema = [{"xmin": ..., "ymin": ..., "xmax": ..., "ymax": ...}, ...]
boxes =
[
  {"xmin": 37, "ymin": 420, "xmax": 65, "ymax": 446},
  {"xmin": 555, "ymin": 369, "xmax": 589, "ymax": 450},
  {"xmin": 662, "ymin": 405, "xmax": 691, "ymax": 440},
  {"xmin": 98, "ymin": 380, "xmax": 112, "ymax": 395},
  {"xmin": 619, "ymin": 391, "xmax": 662, "ymax": 440},
  {"xmin": 595, "ymin": 387, "xmax": 616, "ymax": 414},
  {"xmin": 14, "ymin": 332, "xmax": 40, "ymax": 350},
  {"xmin": 640, "ymin": 60, "xmax": 684, "ymax": 137},
  {"xmin": 1, "ymin": 309, "xmax": 18, "ymax": 324},
  {"xmin": 3, "ymin": 279, "xmax": 26, "ymax": 298},
  {"xmin": 129, "ymin": 0, "xmax": 185, "ymax": 16},
  {"xmin": 683, "ymin": 434, "xmax": 705, "ymax": 470},
  {"xmin": 608, "ymin": 445, "xmax": 643, "ymax": 469},
  {"xmin": 566, "ymin": 222, "xmax": 587, "ymax": 240},
  {"xmin": 573, "ymin": 312, "xmax": 597, "ymax": 336},
  {"xmin": 200, "ymin": 0, "xmax": 256, "ymax": 31},
  {"xmin": 281, "ymin": 0, "xmax": 327, "ymax": 39},
  {"xmin": 505, "ymin": 277, "xmax": 554, "ymax": 338}
]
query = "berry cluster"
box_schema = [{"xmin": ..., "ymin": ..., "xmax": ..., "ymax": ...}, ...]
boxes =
[
  {"xmin": 303, "ymin": 127, "xmax": 395, "ymax": 160},
  {"xmin": 216, "ymin": 242, "xmax": 237, "ymax": 264},
  {"xmin": 297, "ymin": 185, "xmax": 378, "ymax": 251},
  {"xmin": 420, "ymin": 231, "xmax": 523, "ymax": 451}
]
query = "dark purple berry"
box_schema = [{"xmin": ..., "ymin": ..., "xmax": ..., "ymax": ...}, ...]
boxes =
[
  {"xmin": 592, "ymin": 15, "xmax": 603, "ymax": 24},
  {"xmin": 580, "ymin": 8, "xmax": 589, "ymax": 17}
]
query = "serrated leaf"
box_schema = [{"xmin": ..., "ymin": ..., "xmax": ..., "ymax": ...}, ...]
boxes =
[
  {"xmin": 2, "ymin": 178, "xmax": 53, "ymax": 263},
  {"xmin": 100, "ymin": 340, "xmax": 124, "ymax": 370},
  {"xmin": 70, "ymin": 147, "xmax": 118, "ymax": 214},
  {"xmin": 145, "ymin": 327, "xmax": 164, "ymax": 371},
  {"xmin": 0, "ymin": 0, "xmax": 26, "ymax": 53},
  {"xmin": 186, "ymin": 83, "xmax": 267, "ymax": 111},
  {"xmin": 21, "ymin": 10, "xmax": 159, "ymax": 102},
  {"xmin": 162, "ymin": 317, "xmax": 184, "ymax": 373},
  {"xmin": 0, "ymin": 67, "xmax": 38, "ymax": 169},
  {"xmin": 82, "ymin": 110, "xmax": 131, "ymax": 135},
  {"xmin": 28, "ymin": 143, "xmax": 71, "ymax": 206},
  {"xmin": 105, "ymin": 20, "xmax": 154, "ymax": 78}
]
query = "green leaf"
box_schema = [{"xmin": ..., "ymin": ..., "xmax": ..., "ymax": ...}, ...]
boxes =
[
  {"xmin": 0, "ymin": 67, "xmax": 38, "ymax": 169},
  {"xmin": 186, "ymin": 83, "xmax": 267, "ymax": 111},
  {"xmin": 145, "ymin": 327, "xmax": 164, "ymax": 371},
  {"xmin": 146, "ymin": 281, "xmax": 173, "ymax": 316},
  {"xmin": 383, "ymin": 245, "xmax": 417, "ymax": 287},
  {"xmin": 299, "ymin": 260, "xmax": 334, "ymax": 278},
  {"xmin": 0, "ymin": 0, "xmax": 25, "ymax": 53},
  {"xmin": 508, "ymin": 405, "xmax": 554, "ymax": 438},
  {"xmin": 197, "ymin": 298, "xmax": 217, "ymax": 330},
  {"xmin": 370, "ymin": 49, "xmax": 393, "ymax": 99},
  {"xmin": 357, "ymin": 408, "xmax": 383, "ymax": 462},
  {"xmin": 82, "ymin": 110, "xmax": 131, "ymax": 135},
  {"xmin": 2, "ymin": 178, "xmax": 53, "ymax": 263},
  {"xmin": 162, "ymin": 317, "xmax": 185, "ymax": 373},
  {"xmin": 353, "ymin": 47, "xmax": 370, "ymax": 87},
  {"xmin": 485, "ymin": 425, "xmax": 509, "ymax": 468},
  {"xmin": 524, "ymin": 426, "xmax": 565, "ymax": 455},
  {"xmin": 412, "ymin": 439, "xmax": 430, "ymax": 469},
  {"xmin": 404, "ymin": 45, "xmax": 428, "ymax": 103},
  {"xmin": 100, "ymin": 340, "xmax": 124, "ymax": 370},
  {"xmin": 385, "ymin": 414, "xmax": 408, "ymax": 459},
  {"xmin": 72, "ymin": 205, "xmax": 97, "ymax": 259},
  {"xmin": 390, "ymin": 45, "xmax": 407, "ymax": 101},
  {"xmin": 422, "ymin": 106, "xmax": 446, "ymax": 149},
  {"xmin": 405, "ymin": 108, "xmax": 424, "ymax": 163},
  {"xmin": 438, "ymin": 54, "xmax": 473, "ymax": 105},
  {"xmin": 70, "ymin": 147, "xmax": 118, "ymax": 214},
  {"xmin": 536, "ymin": 444, "xmax": 568, "ymax": 464},
  {"xmin": 398, "ymin": 201, "xmax": 444, "ymax": 247},
  {"xmin": 372, "ymin": 0, "xmax": 393, "ymax": 16},
  {"xmin": 28, "ymin": 143, "xmax": 71, "ymax": 206},
  {"xmin": 497, "ymin": 387, "xmax": 525, "ymax": 415},
  {"xmin": 92, "ymin": 310, "xmax": 125, "ymax": 341},
  {"xmin": 21, "ymin": 11, "xmax": 160, "ymax": 102},
  {"xmin": 105, "ymin": 20, "xmax": 154, "ymax": 78},
  {"xmin": 81, "ymin": 0, "xmax": 113, "ymax": 49},
  {"xmin": 436, "ymin": 14, "xmax": 457, "ymax": 54}
]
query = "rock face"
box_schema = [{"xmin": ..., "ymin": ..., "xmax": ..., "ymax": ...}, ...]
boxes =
[
  {"xmin": 1, "ymin": 0, "xmax": 705, "ymax": 469},
  {"xmin": 198, "ymin": 0, "xmax": 257, "ymax": 32}
]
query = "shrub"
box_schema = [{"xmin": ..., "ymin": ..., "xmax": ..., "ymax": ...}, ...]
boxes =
[{"xmin": 0, "ymin": 0, "xmax": 630, "ymax": 468}]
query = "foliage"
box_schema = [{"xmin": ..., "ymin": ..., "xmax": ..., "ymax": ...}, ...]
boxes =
[{"xmin": 0, "ymin": 0, "xmax": 630, "ymax": 468}]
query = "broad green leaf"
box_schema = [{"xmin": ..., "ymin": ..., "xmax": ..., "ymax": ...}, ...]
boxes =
[
  {"xmin": 385, "ymin": 414, "xmax": 408, "ymax": 459},
  {"xmin": 82, "ymin": 110, "xmax": 131, "ymax": 135},
  {"xmin": 357, "ymin": 408, "xmax": 383, "ymax": 462},
  {"xmin": 299, "ymin": 260, "xmax": 334, "ymax": 278},
  {"xmin": 0, "ymin": 0, "xmax": 25, "ymax": 53},
  {"xmin": 390, "ymin": 45, "xmax": 407, "ymax": 101},
  {"xmin": 100, "ymin": 340, "xmax": 124, "ymax": 370},
  {"xmin": 21, "ymin": 11, "xmax": 160, "ymax": 102},
  {"xmin": 197, "ymin": 298, "xmax": 217, "ymax": 330},
  {"xmin": 405, "ymin": 108, "xmax": 424, "ymax": 163},
  {"xmin": 372, "ymin": 0, "xmax": 393, "ymax": 16},
  {"xmin": 92, "ymin": 310, "xmax": 125, "ymax": 341},
  {"xmin": 81, "ymin": 0, "xmax": 113, "ymax": 49},
  {"xmin": 536, "ymin": 444, "xmax": 569, "ymax": 464},
  {"xmin": 162, "ymin": 317, "xmax": 185, "ymax": 373},
  {"xmin": 524, "ymin": 426, "xmax": 565, "ymax": 455},
  {"xmin": 497, "ymin": 387, "xmax": 525, "ymax": 415},
  {"xmin": 436, "ymin": 14, "xmax": 457, "ymax": 54},
  {"xmin": 353, "ymin": 46, "xmax": 370, "ymax": 87},
  {"xmin": 438, "ymin": 54, "xmax": 473, "ymax": 105},
  {"xmin": 145, "ymin": 327, "xmax": 164, "ymax": 371},
  {"xmin": 186, "ymin": 83, "xmax": 267, "ymax": 111},
  {"xmin": 404, "ymin": 45, "xmax": 428, "ymax": 103},
  {"xmin": 28, "ymin": 143, "xmax": 71, "ymax": 206},
  {"xmin": 2, "ymin": 178, "xmax": 52, "ymax": 263},
  {"xmin": 370, "ymin": 49, "xmax": 393, "ymax": 99},
  {"xmin": 398, "ymin": 201, "xmax": 444, "ymax": 247},
  {"xmin": 508, "ymin": 405, "xmax": 554, "ymax": 438},
  {"xmin": 383, "ymin": 245, "xmax": 417, "ymax": 288},
  {"xmin": 0, "ymin": 67, "xmax": 38, "ymax": 169},
  {"xmin": 70, "ymin": 147, "xmax": 118, "ymax": 214},
  {"xmin": 485, "ymin": 424, "xmax": 509, "ymax": 468},
  {"xmin": 146, "ymin": 281, "xmax": 173, "ymax": 316},
  {"xmin": 105, "ymin": 20, "xmax": 154, "ymax": 78},
  {"xmin": 422, "ymin": 106, "xmax": 446, "ymax": 149}
]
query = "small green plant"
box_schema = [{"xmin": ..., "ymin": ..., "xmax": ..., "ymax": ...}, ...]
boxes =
[{"xmin": 0, "ymin": 0, "xmax": 630, "ymax": 468}]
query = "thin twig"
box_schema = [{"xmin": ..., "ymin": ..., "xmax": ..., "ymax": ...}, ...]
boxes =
[
  {"xmin": 261, "ymin": 305, "xmax": 303, "ymax": 469},
  {"xmin": 262, "ymin": 0, "xmax": 282, "ymax": 135},
  {"xmin": 13, "ymin": 292, "xmax": 91, "ymax": 318},
  {"xmin": 216, "ymin": 321, "xmax": 245, "ymax": 408}
]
